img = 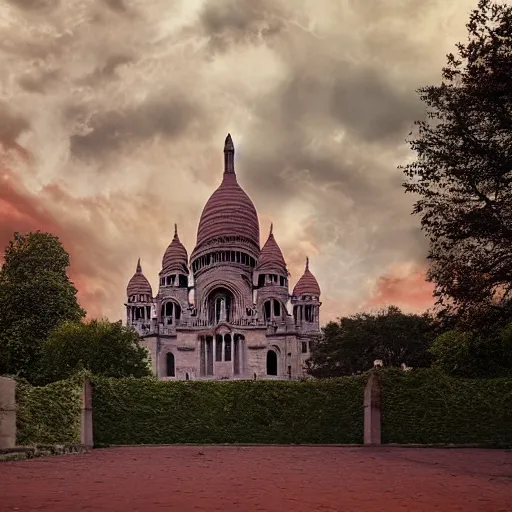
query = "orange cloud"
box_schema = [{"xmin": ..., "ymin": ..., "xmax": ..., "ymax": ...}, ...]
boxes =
[{"xmin": 360, "ymin": 264, "xmax": 435, "ymax": 313}]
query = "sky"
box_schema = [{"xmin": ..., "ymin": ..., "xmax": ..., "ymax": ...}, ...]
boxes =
[{"xmin": 0, "ymin": 0, "xmax": 485, "ymax": 323}]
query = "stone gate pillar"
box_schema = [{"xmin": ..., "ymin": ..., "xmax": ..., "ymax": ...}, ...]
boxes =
[
  {"xmin": 364, "ymin": 372, "xmax": 381, "ymax": 445},
  {"xmin": 0, "ymin": 376, "xmax": 16, "ymax": 449},
  {"xmin": 80, "ymin": 379, "xmax": 93, "ymax": 448}
]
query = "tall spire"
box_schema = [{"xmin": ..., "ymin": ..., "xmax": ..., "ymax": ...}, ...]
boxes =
[
  {"xmin": 305, "ymin": 256, "xmax": 309, "ymax": 271},
  {"xmin": 174, "ymin": 223, "xmax": 178, "ymax": 239},
  {"xmin": 224, "ymin": 133, "xmax": 235, "ymax": 174},
  {"xmin": 136, "ymin": 258, "xmax": 142, "ymax": 273},
  {"xmin": 269, "ymin": 222, "xmax": 273, "ymax": 236}
]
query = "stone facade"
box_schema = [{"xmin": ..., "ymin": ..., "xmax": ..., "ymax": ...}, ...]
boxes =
[{"xmin": 125, "ymin": 134, "xmax": 322, "ymax": 380}]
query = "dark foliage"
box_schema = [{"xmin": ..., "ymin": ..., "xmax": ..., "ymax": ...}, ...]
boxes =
[
  {"xmin": 402, "ymin": 0, "xmax": 512, "ymax": 330},
  {"xmin": 39, "ymin": 319, "xmax": 152, "ymax": 384},
  {"xmin": 91, "ymin": 377, "xmax": 366, "ymax": 445},
  {"xmin": 306, "ymin": 306, "xmax": 437, "ymax": 378},
  {"xmin": 429, "ymin": 321, "xmax": 512, "ymax": 378},
  {"xmin": 378, "ymin": 368, "xmax": 512, "ymax": 446}
]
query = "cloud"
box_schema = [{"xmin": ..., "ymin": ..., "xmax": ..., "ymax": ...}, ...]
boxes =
[
  {"xmin": 0, "ymin": 0, "xmax": 478, "ymax": 322},
  {"xmin": 199, "ymin": 0, "xmax": 288, "ymax": 52},
  {"xmin": 69, "ymin": 96, "xmax": 201, "ymax": 159},
  {"xmin": 0, "ymin": 104, "xmax": 30, "ymax": 148},
  {"xmin": 103, "ymin": 0, "xmax": 128, "ymax": 13},
  {"xmin": 7, "ymin": 0, "xmax": 60, "ymax": 11},
  {"xmin": 360, "ymin": 264, "xmax": 436, "ymax": 313}
]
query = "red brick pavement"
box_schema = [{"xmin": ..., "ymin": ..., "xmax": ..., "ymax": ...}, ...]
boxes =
[{"xmin": 1, "ymin": 446, "xmax": 511, "ymax": 511}]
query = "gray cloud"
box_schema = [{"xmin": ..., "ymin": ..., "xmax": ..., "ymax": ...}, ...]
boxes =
[
  {"xmin": 7, "ymin": 0, "xmax": 60, "ymax": 10},
  {"xmin": 77, "ymin": 54, "xmax": 134, "ymax": 87},
  {"xmin": 103, "ymin": 0, "xmax": 127, "ymax": 13},
  {"xmin": 70, "ymin": 97, "xmax": 200, "ymax": 159},
  {"xmin": 330, "ymin": 68, "xmax": 423, "ymax": 143},
  {"xmin": 199, "ymin": 0, "xmax": 288, "ymax": 52},
  {"xmin": 18, "ymin": 69, "xmax": 61, "ymax": 94},
  {"xmin": 0, "ymin": 104, "xmax": 30, "ymax": 147}
]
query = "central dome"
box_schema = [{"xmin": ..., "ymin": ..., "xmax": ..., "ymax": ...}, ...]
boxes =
[{"xmin": 195, "ymin": 134, "xmax": 260, "ymax": 249}]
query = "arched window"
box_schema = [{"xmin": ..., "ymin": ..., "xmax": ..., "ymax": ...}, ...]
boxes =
[
  {"xmin": 273, "ymin": 300, "xmax": 281, "ymax": 318},
  {"xmin": 208, "ymin": 287, "xmax": 234, "ymax": 324},
  {"xmin": 266, "ymin": 350, "xmax": 278, "ymax": 376},
  {"xmin": 161, "ymin": 301, "xmax": 181, "ymax": 325},
  {"xmin": 166, "ymin": 352, "xmax": 175, "ymax": 377},
  {"xmin": 264, "ymin": 300, "xmax": 272, "ymax": 322}
]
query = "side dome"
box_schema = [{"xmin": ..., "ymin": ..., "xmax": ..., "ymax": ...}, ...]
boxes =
[
  {"xmin": 293, "ymin": 258, "xmax": 321, "ymax": 296},
  {"xmin": 127, "ymin": 259, "xmax": 153, "ymax": 296},
  {"xmin": 256, "ymin": 224, "xmax": 287, "ymax": 274},
  {"xmin": 162, "ymin": 224, "xmax": 189, "ymax": 274},
  {"xmin": 195, "ymin": 134, "xmax": 259, "ymax": 250}
]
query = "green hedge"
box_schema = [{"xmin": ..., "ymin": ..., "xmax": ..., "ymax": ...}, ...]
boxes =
[
  {"xmin": 378, "ymin": 368, "xmax": 512, "ymax": 446},
  {"xmin": 91, "ymin": 377, "xmax": 366, "ymax": 445},
  {"xmin": 16, "ymin": 378, "xmax": 83, "ymax": 446}
]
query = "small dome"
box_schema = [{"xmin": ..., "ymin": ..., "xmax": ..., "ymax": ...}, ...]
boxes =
[
  {"xmin": 256, "ymin": 224, "xmax": 287, "ymax": 274},
  {"xmin": 293, "ymin": 258, "xmax": 320, "ymax": 297},
  {"xmin": 194, "ymin": 134, "xmax": 260, "ymax": 250},
  {"xmin": 127, "ymin": 259, "xmax": 153, "ymax": 297},
  {"xmin": 162, "ymin": 224, "xmax": 189, "ymax": 274}
]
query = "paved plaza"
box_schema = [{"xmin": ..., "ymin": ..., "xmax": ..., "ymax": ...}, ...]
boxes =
[{"xmin": 1, "ymin": 446, "xmax": 511, "ymax": 511}]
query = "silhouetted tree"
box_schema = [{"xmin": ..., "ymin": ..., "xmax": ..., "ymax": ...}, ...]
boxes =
[
  {"xmin": 402, "ymin": 0, "xmax": 512, "ymax": 330},
  {"xmin": 307, "ymin": 306, "xmax": 437, "ymax": 378}
]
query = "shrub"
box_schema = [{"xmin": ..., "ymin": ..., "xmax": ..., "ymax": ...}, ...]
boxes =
[
  {"xmin": 16, "ymin": 377, "xmax": 83, "ymax": 446},
  {"xmin": 92, "ymin": 377, "xmax": 366, "ymax": 445},
  {"xmin": 378, "ymin": 368, "xmax": 512, "ymax": 446}
]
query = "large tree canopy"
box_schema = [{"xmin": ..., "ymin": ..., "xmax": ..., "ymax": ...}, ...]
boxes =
[
  {"xmin": 402, "ymin": 0, "xmax": 512, "ymax": 329},
  {"xmin": 0, "ymin": 231, "xmax": 85, "ymax": 380},
  {"xmin": 307, "ymin": 306, "xmax": 437, "ymax": 378},
  {"xmin": 429, "ymin": 322, "xmax": 512, "ymax": 378},
  {"xmin": 39, "ymin": 319, "xmax": 152, "ymax": 383}
]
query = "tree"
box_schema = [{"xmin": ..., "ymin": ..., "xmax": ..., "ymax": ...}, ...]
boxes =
[
  {"xmin": 0, "ymin": 231, "xmax": 85, "ymax": 380},
  {"xmin": 38, "ymin": 319, "xmax": 152, "ymax": 383},
  {"xmin": 429, "ymin": 322, "xmax": 512, "ymax": 378},
  {"xmin": 307, "ymin": 306, "xmax": 437, "ymax": 378},
  {"xmin": 402, "ymin": 0, "xmax": 512, "ymax": 329}
]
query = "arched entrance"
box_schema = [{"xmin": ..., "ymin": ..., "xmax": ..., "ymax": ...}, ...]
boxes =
[
  {"xmin": 266, "ymin": 350, "xmax": 278, "ymax": 376},
  {"xmin": 166, "ymin": 352, "xmax": 175, "ymax": 377}
]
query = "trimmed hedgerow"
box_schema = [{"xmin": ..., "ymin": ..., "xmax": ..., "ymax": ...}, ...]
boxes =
[
  {"xmin": 91, "ymin": 377, "xmax": 366, "ymax": 445},
  {"xmin": 16, "ymin": 378, "xmax": 83, "ymax": 446},
  {"xmin": 378, "ymin": 368, "xmax": 512, "ymax": 446}
]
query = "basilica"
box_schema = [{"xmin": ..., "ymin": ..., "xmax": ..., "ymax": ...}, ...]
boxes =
[{"xmin": 125, "ymin": 134, "xmax": 321, "ymax": 380}]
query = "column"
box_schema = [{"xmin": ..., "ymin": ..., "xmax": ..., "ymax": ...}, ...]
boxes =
[
  {"xmin": 364, "ymin": 373, "xmax": 381, "ymax": 445},
  {"xmin": 0, "ymin": 377, "xmax": 16, "ymax": 449},
  {"xmin": 233, "ymin": 335, "xmax": 240, "ymax": 375},
  {"xmin": 199, "ymin": 337, "xmax": 205, "ymax": 376},
  {"xmin": 80, "ymin": 380, "xmax": 93, "ymax": 449}
]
